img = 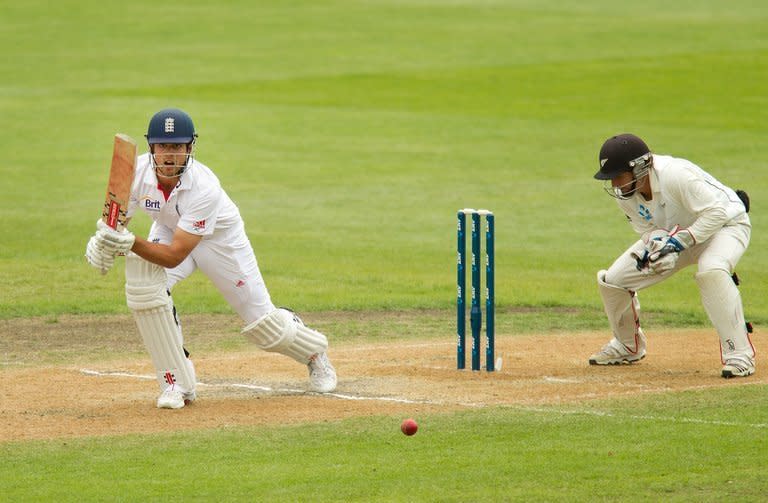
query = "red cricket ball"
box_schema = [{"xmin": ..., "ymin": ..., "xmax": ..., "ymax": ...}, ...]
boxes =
[{"xmin": 401, "ymin": 418, "xmax": 418, "ymax": 436}]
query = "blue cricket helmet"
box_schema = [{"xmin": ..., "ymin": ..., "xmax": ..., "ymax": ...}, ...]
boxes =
[{"xmin": 146, "ymin": 108, "xmax": 197, "ymax": 145}]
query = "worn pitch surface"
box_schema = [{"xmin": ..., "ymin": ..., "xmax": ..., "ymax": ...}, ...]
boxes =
[{"xmin": 1, "ymin": 315, "xmax": 764, "ymax": 442}]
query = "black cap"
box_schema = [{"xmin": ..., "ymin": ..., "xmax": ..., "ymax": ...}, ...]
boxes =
[{"xmin": 594, "ymin": 133, "xmax": 651, "ymax": 180}]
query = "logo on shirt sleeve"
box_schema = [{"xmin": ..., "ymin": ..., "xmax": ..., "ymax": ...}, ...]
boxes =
[{"xmin": 192, "ymin": 219, "xmax": 206, "ymax": 232}]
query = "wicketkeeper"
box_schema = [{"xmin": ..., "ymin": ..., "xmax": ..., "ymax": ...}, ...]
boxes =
[
  {"xmin": 591, "ymin": 133, "xmax": 754, "ymax": 378},
  {"xmin": 85, "ymin": 108, "xmax": 337, "ymax": 408}
]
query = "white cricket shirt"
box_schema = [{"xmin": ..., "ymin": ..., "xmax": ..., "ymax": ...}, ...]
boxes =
[
  {"xmin": 127, "ymin": 154, "xmax": 245, "ymax": 243},
  {"xmin": 617, "ymin": 154, "xmax": 749, "ymax": 244}
]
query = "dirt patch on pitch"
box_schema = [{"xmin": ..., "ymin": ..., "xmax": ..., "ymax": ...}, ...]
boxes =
[{"xmin": 1, "ymin": 314, "xmax": 765, "ymax": 442}]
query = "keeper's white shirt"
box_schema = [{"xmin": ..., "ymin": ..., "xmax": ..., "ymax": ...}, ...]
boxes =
[
  {"xmin": 617, "ymin": 154, "xmax": 750, "ymax": 245},
  {"xmin": 126, "ymin": 154, "xmax": 274, "ymax": 324},
  {"xmin": 601, "ymin": 155, "xmax": 753, "ymax": 368}
]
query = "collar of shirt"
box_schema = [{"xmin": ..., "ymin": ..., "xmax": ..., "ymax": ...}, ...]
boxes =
[
  {"xmin": 141, "ymin": 162, "xmax": 193, "ymax": 198},
  {"xmin": 649, "ymin": 156, "xmax": 662, "ymax": 200}
]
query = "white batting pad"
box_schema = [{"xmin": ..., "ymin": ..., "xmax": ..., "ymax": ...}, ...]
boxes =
[
  {"xmin": 597, "ymin": 270, "xmax": 646, "ymax": 354},
  {"xmin": 125, "ymin": 253, "xmax": 196, "ymax": 394},
  {"xmin": 242, "ymin": 308, "xmax": 328, "ymax": 364},
  {"xmin": 695, "ymin": 269, "xmax": 755, "ymax": 365}
]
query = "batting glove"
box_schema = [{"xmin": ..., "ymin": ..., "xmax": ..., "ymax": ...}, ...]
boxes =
[
  {"xmin": 85, "ymin": 235, "xmax": 115, "ymax": 275},
  {"xmin": 94, "ymin": 218, "xmax": 135, "ymax": 255}
]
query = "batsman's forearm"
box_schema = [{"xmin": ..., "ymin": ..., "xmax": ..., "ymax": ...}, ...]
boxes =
[{"xmin": 131, "ymin": 237, "xmax": 188, "ymax": 269}]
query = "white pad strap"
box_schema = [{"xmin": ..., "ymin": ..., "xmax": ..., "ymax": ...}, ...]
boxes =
[
  {"xmin": 695, "ymin": 269, "xmax": 755, "ymax": 365},
  {"xmin": 125, "ymin": 253, "xmax": 196, "ymax": 393},
  {"xmin": 242, "ymin": 308, "xmax": 328, "ymax": 364},
  {"xmin": 597, "ymin": 270, "xmax": 646, "ymax": 354}
]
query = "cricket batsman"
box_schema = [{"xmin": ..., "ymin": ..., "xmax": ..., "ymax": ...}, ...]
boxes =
[
  {"xmin": 86, "ymin": 108, "xmax": 337, "ymax": 408},
  {"xmin": 590, "ymin": 133, "xmax": 754, "ymax": 378}
]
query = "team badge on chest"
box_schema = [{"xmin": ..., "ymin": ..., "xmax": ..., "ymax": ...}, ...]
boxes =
[{"xmin": 638, "ymin": 204, "xmax": 652, "ymax": 222}]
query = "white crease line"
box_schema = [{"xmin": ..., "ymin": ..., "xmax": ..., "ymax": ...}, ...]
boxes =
[
  {"xmin": 325, "ymin": 392, "xmax": 433, "ymax": 404},
  {"xmin": 229, "ymin": 383, "xmax": 296, "ymax": 393},
  {"xmin": 516, "ymin": 406, "xmax": 768, "ymax": 429},
  {"xmin": 542, "ymin": 376, "xmax": 582, "ymax": 384},
  {"xmin": 80, "ymin": 368, "xmax": 438, "ymax": 405},
  {"xmin": 342, "ymin": 341, "xmax": 454, "ymax": 352},
  {"xmin": 80, "ymin": 369, "xmax": 155, "ymax": 380}
]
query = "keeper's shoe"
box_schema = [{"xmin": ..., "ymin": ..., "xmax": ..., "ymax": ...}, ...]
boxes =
[
  {"xmin": 589, "ymin": 342, "xmax": 646, "ymax": 365},
  {"xmin": 308, "ymin": 352, "xmax": 337, "ymax": 393},
  {"xmin": 722, "ymin": 360, "xmax": 755, "ymax": 378},
  {"xmin": 156, "ymin": 387, "xmax": 195, "ymax": 409}
]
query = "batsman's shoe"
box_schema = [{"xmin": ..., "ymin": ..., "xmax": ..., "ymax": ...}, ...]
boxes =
[
  {"xmin": 722, "ymin": 359, "xmax": 755, "ymax": 378},
  {"xmin": 589, "ymin": 342, "xmax": 646, "ymax": 365},
  {"xmin": 308, "ymin": 352, "xmax": 337, "ymax": 393},
  {"xmin": 157, "ymin": 388, "xmax": 186, "ymax": 409}
]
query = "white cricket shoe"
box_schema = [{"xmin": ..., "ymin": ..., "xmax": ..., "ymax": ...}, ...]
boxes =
[
  {"xmin": 722, "ymin": 359, "xmax": 755, "ymax": 378},
  {"xmin": 157, "ymin": 388, "xmax": 186, "ymax": 409},
  {"xmin": 589, "ymin": 341, "xmax": 646, "ymax": 365},
  {"xmin": 308, "ymin": 352, "xmax": 337, "ymax": 393}
]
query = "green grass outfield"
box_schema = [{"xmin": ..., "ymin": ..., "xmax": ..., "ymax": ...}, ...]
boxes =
[
  {"xmin": 3, "ymin": 388, "xmax": 767, "ymax": 501},
  {"xmin": 1, "ymin": 1, "xmax": 766, "ymax": 500}
]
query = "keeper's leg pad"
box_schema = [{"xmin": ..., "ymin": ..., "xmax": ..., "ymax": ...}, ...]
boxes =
[
  {"xmin": 125, "ymin": 253, "xmax": 196, "ymax": 395},
  {"xmin": 598, "ymin": 270, "xmax": 646, "ymax": 354},
  {"xmin": 695, "ymin": 269, "xmax": 755, "ymax": 365},
  {"xmin": 242, "ymin": 308, "xmax": 328, "ymax": 364}
]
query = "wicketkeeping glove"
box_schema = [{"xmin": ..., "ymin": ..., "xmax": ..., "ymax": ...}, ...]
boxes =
[
  {"xmin": 632, "ymin": 229, "xmax": 666, "ymax": 272},
  {"xmin": 635, "ymin": 226, "xmax": 695, "ymax": 274}
]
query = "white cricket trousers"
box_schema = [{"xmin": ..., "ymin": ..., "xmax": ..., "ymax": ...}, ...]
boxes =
[
  {"xmin": 149, "ymin": 222, "xmax": 275, "ymax": 325},
  {"xmin": 601, "ymin": 222, "xmax": 754, "ymax": 364}
]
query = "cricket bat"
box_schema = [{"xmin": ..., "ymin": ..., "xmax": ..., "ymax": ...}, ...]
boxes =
[{"xmin": 102, "ymin": 133, "xmax": 137, "ymax": 231}]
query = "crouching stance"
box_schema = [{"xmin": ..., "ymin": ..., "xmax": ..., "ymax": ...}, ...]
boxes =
[
  {"xmin": 591, "ymin": 133, "xmax": 754, "ymax": 378},
  {"xmin": 85, "ymin": 108, "xmax": 337, "ymax": 408}
]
